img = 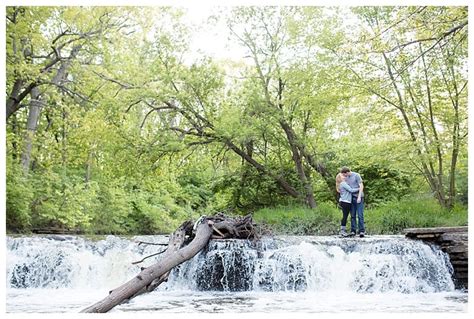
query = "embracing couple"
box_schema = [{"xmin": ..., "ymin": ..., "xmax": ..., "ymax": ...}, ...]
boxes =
[{"xmin": 335, "ymin": 166, "xmax": 365, "ymax": 238}]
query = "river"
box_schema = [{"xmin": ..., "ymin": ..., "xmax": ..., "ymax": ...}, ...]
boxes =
[{"xmin": 6, "ymin": 234, "xmax": 468, "ymax": 313}]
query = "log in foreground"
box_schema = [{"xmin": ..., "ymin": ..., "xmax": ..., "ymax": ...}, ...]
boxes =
[{"xmin": 80, "ymin": 214, "xmax": 259, "ymax": 313}]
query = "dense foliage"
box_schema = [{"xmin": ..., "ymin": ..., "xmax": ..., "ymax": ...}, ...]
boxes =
[{"xmin": 5, "ymin": 6, "xmax": 468, "ymax": 234}]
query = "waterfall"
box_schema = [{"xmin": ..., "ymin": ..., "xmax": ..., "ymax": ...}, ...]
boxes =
[
  {"xmin": 7, "ymin": 235, "xmax": 165, "ymax": 289},
  {"xmin": 7, "ymin": 235, "xmax": 455, "ymax": 294}
]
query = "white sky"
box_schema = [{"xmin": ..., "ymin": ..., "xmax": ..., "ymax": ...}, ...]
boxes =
[{"xmin": 184, "ymin": 6, "xmax": 247, "ymax": 63}]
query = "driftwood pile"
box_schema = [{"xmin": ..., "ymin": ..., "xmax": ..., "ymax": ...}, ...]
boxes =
[{"xmin": 81, "ymin": 213, "xmax": 260, "ymax": 313}]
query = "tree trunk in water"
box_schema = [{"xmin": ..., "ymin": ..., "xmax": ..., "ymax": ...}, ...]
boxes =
[
  {"xmin": 130, "ymin": 220, "xmax": 192, "ymax": 298},
  {"xmin": 81, "ymin": 219, "xmax": 213, "ymax": 313},
  {"xmin": 80, "ymin": 214, "xmax": 260, "ymax": 313}
]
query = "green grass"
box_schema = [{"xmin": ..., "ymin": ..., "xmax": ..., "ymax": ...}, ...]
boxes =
[
  {"xmin": 253, "ymin": 202, "xmax": 341, "ymax": 235},
  {"xmin": 368, "ymin": 197, "xmax": 468, "ymax": 234},
  {"xmin": 253, "ymin": 196, "xmax": 468, "ymax": 235}
]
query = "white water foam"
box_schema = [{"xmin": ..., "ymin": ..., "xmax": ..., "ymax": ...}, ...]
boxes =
[{"xmin": 6, "ymin": 235, "xmax": 467, "ymax": 313}]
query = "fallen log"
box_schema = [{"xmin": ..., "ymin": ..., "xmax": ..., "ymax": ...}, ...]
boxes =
[
  {"xmin": 80, "ymin": 214, "xmax": 259, "ymax": 313},
  {"xmin": 130, "ymin": 220, "xmax": 193, "ymax": 298}
]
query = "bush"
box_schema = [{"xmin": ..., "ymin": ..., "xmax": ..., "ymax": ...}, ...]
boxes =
[
  {"xmin": 353, "ymin": 164, "xmax": 412, "ymax": 207},
  {"xmin": 6, "ymin": 160, "xmax": 33, "ymax": 232},
  {"xmin": 89, "ymin": 180, "xmax": 132, "ymax": 234},
  {"xmin": 6, "ymin": 162, "xmax": 200, "ymax": 235},
  {"xmin": 28, "ymin": 169, "xmax": 97, "ymax": 232},
  {"xmin": 210, "ymin": 163, "xmax": 305, "ymax": 211}
]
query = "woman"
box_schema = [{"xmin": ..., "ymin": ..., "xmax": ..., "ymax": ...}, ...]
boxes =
[{"xmin": 336, "ymin": 173, "xmax": 359, "ymax": 237}]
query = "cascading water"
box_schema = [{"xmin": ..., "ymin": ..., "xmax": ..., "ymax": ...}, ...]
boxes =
[{"xmin": 6, "ymin": 235, "xmax": 467, "ymax": 313}]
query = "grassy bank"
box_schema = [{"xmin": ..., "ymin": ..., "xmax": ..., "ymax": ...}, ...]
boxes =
[{"xmin": 253, "ymin": 197, "xmax": 468, "ymax": 235}]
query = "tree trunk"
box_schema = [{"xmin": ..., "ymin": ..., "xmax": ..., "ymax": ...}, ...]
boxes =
[
  {"xmin": 447, "ymin": 106, "xmax": 460, "ymax": 209},
  {"xmin": 224, "ymin": 139, "xmax": 301, "ymax": 198},
  {"xmin": 61, "ymin": 106, "xmax": 67, "ymax": 168},
  {"xmin": 382, "ymin": 52, "xmax": 449, "ymax": 207},
  {"xmin": 81, "ymin": 214, "xmax": 259, "ymax": 313},
  {"xmin": 19, "ymin": 45, "xmax": 82, "ymax": 173},
  {"xmin": 81, "ymin": 219, "xmax": 213, "ymax": 313},
  {"xmin": 303, "ymin": 154, "xmax": 338, "ymax": 201},
  {"xmin": 21, "ymin": 86, "xmax": 41, "ymax": 173},
  {"xmin": 130, "ymin": 220, "xmax": 193, "ymax": 298},
  {"xmin": 85, "ymin": 151, "xmax": 93, "ymax": 183},
  {"xmin": 445, "ymin": 51, "xmax": 462, "ymax": 210},
  {"xmin": 6, "ymin": 79, "xmax": 25, "ymax": 120},
  {"xmin": 279, "ymin": 120, "xmax": 317, "ymax": 208},
  {"xmin": 420, "ymin": 48, "xmax": 447, "ymax": 206},
  {"xmin": 234, "ymin": 141, "xmax": 254, "ymax": 207}
]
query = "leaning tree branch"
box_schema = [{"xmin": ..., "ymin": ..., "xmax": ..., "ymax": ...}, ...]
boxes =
[
  {"xmin": 92, "ymin": 70, "xmax": 136, "ymax": 89},
  {"xmin": 385, "ymin": 20, "xmax": 467, "ymax": 53},
  {"xmin": 80, "ymin": 214, "xmax": 260, "ymax": 313},
  {"xmin": 136, "ymin": 240, "xmax": 167, "ymax": 247},
  {"xmin": 131, "ymin": 249, "xmax": 167, "ymax": 265}
]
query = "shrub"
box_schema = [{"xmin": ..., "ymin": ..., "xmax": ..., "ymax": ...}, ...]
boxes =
[
  {"xmin": 6, "ymin": 160, "xmax": 33, "ymax": 232},
  {"xmin": 354, "ymin": 164, "xmax": 412, "ymax": 207}
]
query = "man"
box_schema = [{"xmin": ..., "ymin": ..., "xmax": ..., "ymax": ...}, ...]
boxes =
[{"xmin": 340, "ymin": 166, "xmax": 365, "ymax": 237}]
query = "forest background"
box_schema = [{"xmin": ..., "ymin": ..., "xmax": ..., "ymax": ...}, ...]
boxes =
[{"xmin": 4, "ymin": 6, "xmax": 468, "ymax": 235}]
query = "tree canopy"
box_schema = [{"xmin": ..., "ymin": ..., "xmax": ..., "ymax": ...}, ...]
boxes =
[{"xmin": 5, "ymin": 6, "xmax": 468, "ymax": 234}]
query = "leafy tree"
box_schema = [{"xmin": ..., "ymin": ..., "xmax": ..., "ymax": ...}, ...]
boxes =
[{"xmin": 332, "ymin": 6, "xmax": 468, "ymax": 208}]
